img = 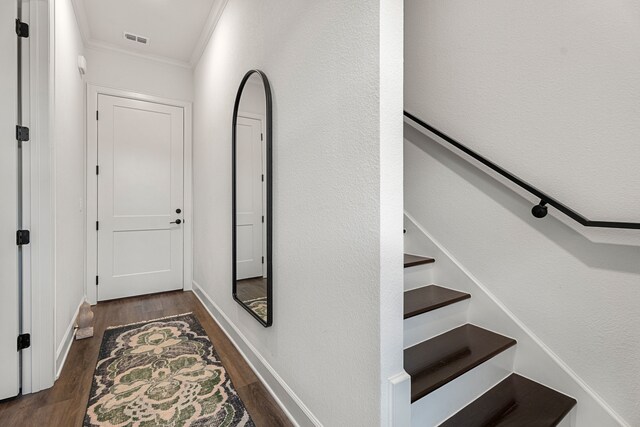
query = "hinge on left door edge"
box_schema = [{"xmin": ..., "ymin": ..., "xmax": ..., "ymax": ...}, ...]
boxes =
[
  {"xmin": 16, "ymin": 125, "xmax": 30, "ymax": 142},
  {"xmin": 96, "ymin": 276, "xmax": 99, "ymax": 286},
  {"xmin": 17, "ymin": 333, "xmax": 31, "ymax": 351},
  {"xmin": 15, "ymin": 19, "xmax": 29, "ymax": 38},
  {"xmin": 17, "ymin": 230, "xmax": 30, "ymax": 245}
]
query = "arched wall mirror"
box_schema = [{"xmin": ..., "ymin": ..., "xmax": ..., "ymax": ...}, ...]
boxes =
[{"xmin": 232, "ymin": 70, "xmax": 273, "ymax": 327}]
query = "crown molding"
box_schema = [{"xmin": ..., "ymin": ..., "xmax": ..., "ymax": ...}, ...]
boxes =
[
  {"xmin": 85, "ymin": 39, "xmax": 193, "ymax": 69},
  {"xmin": 70, "ymin": 0, "xmax": 228, "ymax": 70},
  {"xmin": 189, "ymin": 0, "xmax": 230, "ymax": 67},
  {"xmin": 71, "ymin": 0, "xmax": 92, "ymax": 43}
]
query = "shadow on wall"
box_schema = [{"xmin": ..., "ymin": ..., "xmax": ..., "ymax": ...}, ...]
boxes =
[{"xmin": 404, "ymin": 123, "xmax": 640, "ymax": 276}]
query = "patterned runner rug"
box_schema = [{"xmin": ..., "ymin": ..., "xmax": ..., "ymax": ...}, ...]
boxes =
[{"xmin": 84, "ymin": 313, "xmax": 255, "ymax": 427}]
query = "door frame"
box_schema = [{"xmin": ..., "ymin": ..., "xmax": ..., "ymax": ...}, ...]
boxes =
[
  {"xmin": 237, "ymin": 111, "xmax": 266, "ymax": 277},
  {"xmin": 21, "ymin": 0, "xmax": 56, "ymax": 394},
  {"xmin": 86, "ymin": 85, "xmax": 193, "ymax": 304}
]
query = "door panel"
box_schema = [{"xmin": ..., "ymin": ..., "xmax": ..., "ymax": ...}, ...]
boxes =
[
  {"xmin": 235, "ymin": 116, "xmax": 263, "ymax": 280},
  {"xmin": 0, "ymin": 0, "xmax": 21, "ymax": 399},
  {"xmin": 97, "ymin": 95, "xmax": 184, "ymax": 301}
]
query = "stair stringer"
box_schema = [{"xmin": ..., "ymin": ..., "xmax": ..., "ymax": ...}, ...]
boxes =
[{"xmin": 404, "ymin": 212, "xmax": 628, "ymax": 427}]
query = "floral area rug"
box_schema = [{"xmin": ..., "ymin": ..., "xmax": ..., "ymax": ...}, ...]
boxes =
[{"xmin": 84, "ymin": 313, "xmax": 255, "ymax": 427}]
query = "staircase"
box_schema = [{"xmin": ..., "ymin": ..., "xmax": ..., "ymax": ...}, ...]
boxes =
[{"xmin": 403, "ymin": 253, "xmax": 577, "ymax": 426}]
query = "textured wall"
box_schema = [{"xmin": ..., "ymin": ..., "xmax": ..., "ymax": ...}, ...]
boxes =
[
  {"xmin": 405, "ymin": 1, "xmax": 640, "ymax": 424},
  {"xmin": 84, "ymin": 47, "xmax": 193, "ymax": 101},
  {"xmin": 53, "ymin": 0, "xmax": 86, "ymax": 353},
  {"xmin": 53, "ymin": 1, "xmax": 193, "ymax": 362},
  {"xmin": 193, "ymin": 0, "xmax": 403, "ymax": 425},
  {"xmin": 405, "ymin": 0, "xmax": 640, "ymax": 223}
]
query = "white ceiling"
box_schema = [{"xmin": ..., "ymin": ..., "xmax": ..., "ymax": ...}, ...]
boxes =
[{"xmin": 72, "ymin": 0, "xmax": 227, "ymax": 68}]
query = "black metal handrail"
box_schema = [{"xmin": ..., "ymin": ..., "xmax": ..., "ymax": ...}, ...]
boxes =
[{"xmin": 404, "ymin": 111, "xmax": 640, "ymax": 230}]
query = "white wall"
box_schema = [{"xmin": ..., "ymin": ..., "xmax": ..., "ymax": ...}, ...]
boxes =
[
  {"xmin": 84, "ymin": 47, "xmax": 193, "ymax": 101},
  {"xmin": 404, "ymin": 1, "xmax": 640, "ymax": 424},
  {"xmin": 52, "ymin": 0, "xmax": 85, "ymax": 358},
  {"xmin": 405, "ymin": 0, "xmax": 640, "ymax": 223},
  {"xmin": 237, "ymin": 79, "xmax": 265, "ymax": 116},
  {"xmin": 192, "ymin": 0, "xmax": 404, "ymax": 425}
]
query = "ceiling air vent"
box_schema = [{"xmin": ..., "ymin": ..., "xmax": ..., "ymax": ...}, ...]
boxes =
[{"xmin": 123, "ymin": 32, "xmax": 149, "ymax": 45}]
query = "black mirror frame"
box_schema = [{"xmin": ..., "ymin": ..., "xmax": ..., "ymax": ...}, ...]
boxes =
[{"xmin": 232, "ymin": 70, "xmax": 273, "ymax": 327}]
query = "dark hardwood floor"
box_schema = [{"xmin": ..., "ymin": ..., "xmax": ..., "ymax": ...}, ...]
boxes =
[
  {"xmin": 237, "ymin": 277, "xmax": 267, "ymax": 303},
  {"xmin": 0, "ymin": 291, "xmax": 293, "ymax": 427}
]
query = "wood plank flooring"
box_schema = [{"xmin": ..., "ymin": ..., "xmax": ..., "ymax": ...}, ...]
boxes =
[
  {"xmin": 236, "ymin": 277, "xmax": 268, "ymax": 302},
  {"xmin": 0, "ymin": 291, "xmax": 293, "ymax": 427}
]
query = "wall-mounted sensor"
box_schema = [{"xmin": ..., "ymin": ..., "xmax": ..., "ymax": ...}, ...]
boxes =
[{"xmin": 78, "ymin": 55, "xmax": 87, "ymax": 75}]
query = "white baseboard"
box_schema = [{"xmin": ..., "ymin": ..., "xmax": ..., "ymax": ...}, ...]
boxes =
[
  {"xmin": 55, "ymin": 298, "xmax": 84, "ymax": 379},
  {"xmin": 388, "ymin": 371, "xmax": 411, "ymax": 427},
  {"xmin": 404, "ymin": 212, "xmax": 629, "ymax": 427},
  {"xmin": 191, "ymin": 281, "xmax": 322, "ymax": 427}
]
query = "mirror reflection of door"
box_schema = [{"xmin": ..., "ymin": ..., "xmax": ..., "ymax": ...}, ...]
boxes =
[
  {"xmin": 235, "ymin": 115, "xmax": 264, "ymax": 280},
  {"xmin": 234, "ymin": 71, "xmax": 270, "ymax": 325}
]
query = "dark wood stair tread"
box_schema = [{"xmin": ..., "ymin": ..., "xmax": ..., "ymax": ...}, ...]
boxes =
[
  {"xmin": 404, "ymin": 253, "xmax": 435, "ymax": 268},
  {"xmin": 405, "ymin": 324, "xmax": 516, "ymax": 403},
  {"xmin": 404, "ymin": 285, "xmax": 470, "ymax": 319},
  {"xmin": 440, "ymin": 374, "xmax": 577, "ymax": 427}
]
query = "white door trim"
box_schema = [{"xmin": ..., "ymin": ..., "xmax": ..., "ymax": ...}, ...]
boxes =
[
  {"xmin": 86, "ymin": 85, "xmax": 193, "ymax": 304},
  {"xmin": 20, "ymin": 0, "xmax": 56, "ymax": 394}
]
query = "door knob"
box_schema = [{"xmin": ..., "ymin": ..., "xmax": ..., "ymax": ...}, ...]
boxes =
[{"xmin": 170, "ymin": 219, "xmax": 182, "ymax": 225}]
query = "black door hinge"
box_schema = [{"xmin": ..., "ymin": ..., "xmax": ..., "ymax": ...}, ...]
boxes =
[
  {"xmin": 96, "ymin": 165, "xmax": 99, "ymax": 175},
  {"xmin": 16, "ymin": 230, "xmax": 30, "ymax": 245},
  {"xmin": 96, "ymin": 276, "xmax": 99, "ymax": 286},
  {"xmin": 261, "ymin": 174, "xmax": 264, "ymax": 182},
  {"xmin": 96, "ymin": 110, "xmax": 99, "ymax": 120},
  {"xmin": 17, "ymin": 333, "xmax": 30, "ymax": 351},
  {"xmin": 261, "ymin": 133, "xmax": 263, "ymax": 141},
  {"xmin": 96, "ymin": 221, "xmax": 99, "ymax": 230},
  {"xmin": 262, "ymin": 215, "xmax": 264, "ymax": 223},
  {"xmin": 262, "ymin": 256, "xmax": 264, "ymax": 264},
  {"xmin": 15, "ymin": 19, "xmax": 29, "ymax": 38},
  {"xmin": 16, "ymin": 125, "xmax": 29, "ymax": 142}
]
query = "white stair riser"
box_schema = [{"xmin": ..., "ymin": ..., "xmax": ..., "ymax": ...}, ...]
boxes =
[
  {"xmin": 405, "ymin": 213, "xmax": 626, "ymax": 427},
  {"xmin": 411, "ymin": 347, "xmax": 516, "ymax": 427},
  {"xmin": 404, "ymin": 299, "xmax": 469, "ymax": 348},
  {"xmin": 404, "ymin": 264, "xmax": 434, "ymax": 290}
]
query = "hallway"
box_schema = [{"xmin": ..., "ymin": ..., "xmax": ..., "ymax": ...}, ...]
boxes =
[{"xmin": 0, "ymin": 292, "xmax": 292, "ymax": 427}]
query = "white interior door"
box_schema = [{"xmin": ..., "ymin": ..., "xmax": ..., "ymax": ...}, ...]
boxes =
[
  {"xmin": 97, "ymin": 95, "xmax": 184, "ymax": 301},
  {"xmin": 236, "ymin": 116, "xmax": 264, "ymax": 280},
  {"xmin": 0, "ymin": 0, "xmax": 21, "ymax": 399}
]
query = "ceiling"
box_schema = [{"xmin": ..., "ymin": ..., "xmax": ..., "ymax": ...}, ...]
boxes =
[{"xmin": 72, "ymin": 0, "xmax": 227, "ymax": 68}]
